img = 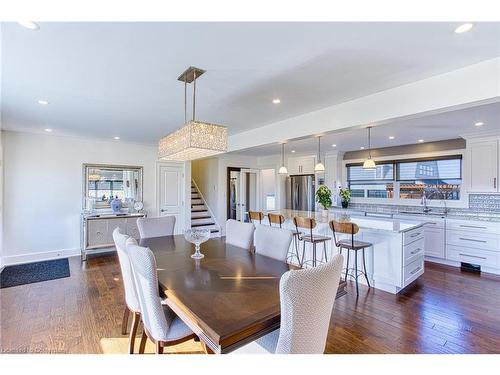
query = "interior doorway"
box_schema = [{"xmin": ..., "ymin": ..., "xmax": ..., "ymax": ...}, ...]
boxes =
[{"xmin": 227, "ymin": 167, "xmax": 261, "ymax": 222}]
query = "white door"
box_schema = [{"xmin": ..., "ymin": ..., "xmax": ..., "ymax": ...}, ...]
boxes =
[
  {"xmin": 239, "ymin": 169, "xmax": 260, "ymax": 222},
  {"xmin": 468, "ymin": 141, "xmax": 498, "ymax": 192},
  {"xmin": 157, "ymin": 164, "xmax": 184, "ymax": 234}
]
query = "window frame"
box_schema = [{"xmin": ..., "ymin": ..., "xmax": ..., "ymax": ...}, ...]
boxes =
[{"xmin": 341, "ymin": 150, "xmax": 467, "ymax": 208}]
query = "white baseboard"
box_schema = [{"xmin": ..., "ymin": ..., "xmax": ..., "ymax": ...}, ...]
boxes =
[
  {"xmin": 425, "ymin": 256, "xmax": 500, "ymax": 276},
  {"xmin": 2, "ymin": 247, "xmax": 81, "ymax": 267}
]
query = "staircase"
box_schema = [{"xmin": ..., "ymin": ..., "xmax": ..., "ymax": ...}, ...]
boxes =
[{"xmin": 191, "ymin": 181, "xmax": 221, "ymax": 237}]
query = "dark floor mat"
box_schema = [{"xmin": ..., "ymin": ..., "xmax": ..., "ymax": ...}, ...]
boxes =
[{"xmin": 0, "ymin": 258, "xmax": 70, "ymax": 288}]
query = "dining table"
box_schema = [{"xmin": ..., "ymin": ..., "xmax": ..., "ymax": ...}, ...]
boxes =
[{"xmin": 139, "ymin": 234, "xmax": 346, "ymax": 354}]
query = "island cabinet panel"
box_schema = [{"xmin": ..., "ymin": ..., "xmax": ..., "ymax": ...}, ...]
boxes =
[{"xmin": 424, "ymin": 227, "xmax": 445, "ymax": 259}]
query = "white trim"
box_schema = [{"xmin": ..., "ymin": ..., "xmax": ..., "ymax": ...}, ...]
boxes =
[
  {"xmin": 342, "ymin": 148, "xmax": 468, "ymax": 208},
  {"xmin": 2, "ymin": 247, "xmax": 80, "ymax": 266}
]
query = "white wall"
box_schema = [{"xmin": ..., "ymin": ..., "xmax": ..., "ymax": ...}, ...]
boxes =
[{"xmin": 2, "ymin": 131, "xmax": 159, "ymax": 265}]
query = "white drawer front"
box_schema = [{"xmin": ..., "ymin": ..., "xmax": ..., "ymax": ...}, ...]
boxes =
[
  {"xmin": 446, "ymin": 230, "xmax": 499, "ymax": 252},
  {"xmin": 446, "ymin": 245, "xmax": 500, "ymax": 268},
  {"xmin": 403, "ymin": 257, "xmax": 424, "ymax": 287},
  {"xmin": 404, "ymin": 238, "xmax": 425, "ymax": 266},
  {"xmin": 403, "ymin": 227, "xmax": 425, "ymax": 245},
  {"xmin": 424, "ymin": 220, "xmax": 445, "ymax": 229},
  {"xmin": 446, "ymin": 220, "xmax": 500, "ymax": 235}
]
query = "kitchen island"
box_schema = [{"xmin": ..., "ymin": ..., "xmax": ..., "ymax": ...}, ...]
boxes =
[{"xmin": 262, "ymin": 209, "xmax": 427, "ymax": 294}]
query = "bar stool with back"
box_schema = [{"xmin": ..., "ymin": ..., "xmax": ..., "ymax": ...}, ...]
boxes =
[
  {"xmin": 329, "ymin": 220, "xmax": 372, "ymax": 296},
  {"xmin": 248, "ymin": 211, "xmax": 264, "ymax": 224},
  {"xmin": 293, "ymin": 216, "xmax": 331, "ymax": 268},
  {"xmin": 268, "ymin": 213, "xmax": 301, "ymax": 265}
]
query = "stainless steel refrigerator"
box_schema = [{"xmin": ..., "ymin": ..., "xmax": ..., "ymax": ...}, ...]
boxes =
[{"xmin": 286, "ymin": 175, "xmax": 315, "ymax": 211}]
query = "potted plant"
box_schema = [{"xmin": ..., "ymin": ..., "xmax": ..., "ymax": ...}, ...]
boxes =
[
  {"xmin": 339, "ymin": 187, "xmax": 351, "ymax": 209},
  {"xmin": 316, "ymin": 185, "xmax": 332, "ymax": 217}
]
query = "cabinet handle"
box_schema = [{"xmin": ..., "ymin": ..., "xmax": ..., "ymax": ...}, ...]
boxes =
[
  {"xmin": 410, "ymin": 232, "xmax": 421, "ymax": 238},
  {"xmin": 459, "ymin": 237, "xmax": 487, "ymax": 243},
  {"xmin": 410, "ymin": 266, "xmax": 422, "ymax": 275},
  {"xmin": 459, "ymin": 224, "xmax": 487, "ymax": 229},
  {"xmin": 410, "ymin": 248, "xmax": 422, "ymax": 255},
  {"xmin": 161, "ymin": 209, "xmax": 167, "ymax": 212},
  {"xmin": 495, "ymin": 177, "xmax": 497, "ymax": 189},
  {"xmin": 459, "ymin": 253, "xmax": 487, "ymax": 260}
]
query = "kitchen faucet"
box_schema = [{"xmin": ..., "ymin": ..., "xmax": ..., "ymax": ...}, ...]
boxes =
[{"xmin": 421, "ymin": 189, "xmax": 449, "ymax": 215}]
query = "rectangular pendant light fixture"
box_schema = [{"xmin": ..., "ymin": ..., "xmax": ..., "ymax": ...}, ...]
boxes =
[
  {"xmin": 158, "ymin": 66, "xmax": 228, "ymax": 161},
  {"xmin": 158, "ymin": 121, "xmax": 228, "ymax": 161}
]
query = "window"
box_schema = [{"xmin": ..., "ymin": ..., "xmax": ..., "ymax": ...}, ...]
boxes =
[
  {"xmin": 346, "ymin": 156, "xmax": 462, "ymax": 201},
  {"xmin": 347, "ymin": 163, "xmax": 395, "ymax": 199},
  {"xmin": 397, "ymin": 157, "xmax": 462, "ymax": 200}
]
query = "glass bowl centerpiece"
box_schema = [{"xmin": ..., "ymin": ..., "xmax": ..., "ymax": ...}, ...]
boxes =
[{"xmin": 184, "ymin": 228, "xmax": 211, "ymax": 259}]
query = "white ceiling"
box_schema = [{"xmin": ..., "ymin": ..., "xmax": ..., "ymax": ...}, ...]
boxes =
[
  {"xmin": 1, "ymin": 22, "xmax": 499, "ymax": 144},
  {"xmin": 232, "ymin": 102, "xmax": 500, "ymax": 156}
]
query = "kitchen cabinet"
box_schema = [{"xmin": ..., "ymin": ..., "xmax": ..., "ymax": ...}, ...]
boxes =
[
  {"xmin": 467, "ymin": 140, "xmax": 499, "ymax": 193},
  {"xmin": 287, "ymin": 156, "xmax": 316, "ymax": 175},
  {"xmin": 445, "ymin": 218, "xmax": 500, "ymax": 273}
]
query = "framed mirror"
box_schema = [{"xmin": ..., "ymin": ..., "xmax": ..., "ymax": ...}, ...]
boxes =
[{"xmin": 82, "ymin": 164, "xmax": 143, "ymax": 210}]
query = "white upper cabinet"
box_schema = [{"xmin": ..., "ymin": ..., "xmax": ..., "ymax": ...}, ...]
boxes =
[
  {"xmin": 287, "ymin": 156, "xmax": 316, "ymax": 175},
  {"xmin": 467, "ymin": 140, "xmax": 499, "ymax": 193}
]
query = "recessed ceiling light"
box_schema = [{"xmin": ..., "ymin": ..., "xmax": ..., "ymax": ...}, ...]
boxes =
[
  {"xmin": 454, "ymin": 23, "xmax": 474, "ymax": 34},
  {"xmin": 389, "ymin": 136, "xmax": 395, "ymax": 140},
  {"xmin": 331, "ymin": 144, "xmax": 337, "ymax": 147},
  {"xmin": 291, "ymin": 150, "xmax": 296, "ymax": 153},
  {"xmin": 37, "ymin": 99, "xmax": 49, "ymax": 105},
  {"xmin": 18, "ymin": 21, "xmax": 39, "ymax": 30},
  {"xmin": 44, "ymin": 128, "xmax": 52, "ymax": 132},
  {"xmin": 360, "ymin": 146, "xmax": 365, "ymax": 150},
  {"xmin": 113, "ymin": 136, "xmax": 120, "ymax": 140},
  {"xmin": 272, "ymin": 98, "xmax": 281, "ymax": 104},
  {"xmin": 418, "ymin": 139, "xmax": 424, "ymax": 143},
  {"xmin": 474, "ymin": 122, "xmax": 484, "ymax": 127}
]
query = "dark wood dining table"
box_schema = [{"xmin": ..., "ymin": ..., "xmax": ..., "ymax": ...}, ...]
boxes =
[{"xmin": 139, "ymin": 235, "xmax": 346, "ymax": 354}]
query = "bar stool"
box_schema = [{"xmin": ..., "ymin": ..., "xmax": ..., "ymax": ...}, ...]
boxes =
[
  {"xmin": 268, "ymin": 213, "xmax": 301, "ymax": 265},
  {"xmin": 293, "ymin": 216, "xmax": 331, "ymax": 268},
  {"xmin": 248, "ymin": 211, "xmax": 264, "ymax": 224},
  {"xmin": 329, "ymin": 220, "xmax": 372, "ymax": 296}
]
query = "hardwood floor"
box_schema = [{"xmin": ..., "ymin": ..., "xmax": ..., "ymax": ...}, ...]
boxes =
[{"xmin": 1, "ymin": 254, "xmax": 499, "ymax": 354}]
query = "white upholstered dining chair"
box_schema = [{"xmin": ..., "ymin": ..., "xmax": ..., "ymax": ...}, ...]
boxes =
[
  {"xmin": 137, "ymin": 216, "xmax": 176, "ymax": 238},
  {"xmin": 126, "ymin": 239, "xmax": 196, "ymax": 354},
  {"xmin": 234, "ymin": 254, "xmax": 344, "ymax": 354},
  {"xmin": 225, "ymin": 219, "xmax": 255, "ymax": 250},
  {"xmin": 112, "ymin": 228, "xmax": 141, "ymax": 354},
  {"xmin": 254, "ymin": 224, "xmax": 293, "ymax": 262}
]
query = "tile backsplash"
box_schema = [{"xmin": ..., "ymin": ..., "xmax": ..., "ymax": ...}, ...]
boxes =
[
  {"xmin": 346, "ymin": 193, "xmax": 500, "ymax": 215},
  {"xmin": 469, "ymin": 194, "xmax": 500, "ymax": 212}
]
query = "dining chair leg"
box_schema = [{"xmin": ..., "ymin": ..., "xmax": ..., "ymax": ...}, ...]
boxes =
[
  {"xmin": 156, "ymin": 341, "xmax": 163, "ymax": 354},
  {"xmin": 128, "ymin": 312, "xmax": 140, "ymax": 354},
  {"xmin": 355, "ymin": 250, "xmax": 359, "ymax": 296},
  {"xmin": 345, "ymin": 249, "xmax": 350, "ymax": 281},
  {"xmin": 139, "ymin": 330, "xmax": 147, "ymax": 354},
  {"xmin": 121, "ymin": 306, "xmax": 130, "ymax": 335},
  {"xmin": 362, "ymin": 247, "xmax": 371, "ymax": 288}
]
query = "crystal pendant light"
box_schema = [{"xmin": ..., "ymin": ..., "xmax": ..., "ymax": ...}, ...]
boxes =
[
  {"xmin": 363, "ymin": 126, "xmax": 376, "ymax": 170},
  {"xmin": 158, "ymin": 67, "xmax": 228, "ymax": 161},
  {"xmin": 278, "ymin": 143, "xmax": 288, "ymax": 174},
  {"xmin": 314, "ymin": 136, "xmax": 325, "ymax": 172}
]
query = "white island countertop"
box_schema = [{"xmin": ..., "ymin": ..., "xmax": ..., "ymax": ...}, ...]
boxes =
[{"xmin": 265, "ymin": 209, "xmax": 426, "ymax": 233}]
